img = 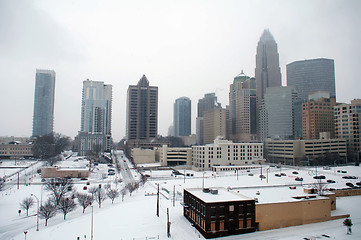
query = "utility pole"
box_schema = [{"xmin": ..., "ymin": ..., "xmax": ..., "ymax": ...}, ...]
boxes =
[
  {"xmin": 17, "ymin": 172, "xmax": 20, "ymax": 189},
  {"xmin": 167, "ymin": 208, "xmax": 171, "ymax": 238},
  {"xmin": 173, "ymin": 185, "xmax": 175, "ymax": 207},
  {"xmin": 156, "ymin": 183, "xmax": 159, "ymax": 217}
]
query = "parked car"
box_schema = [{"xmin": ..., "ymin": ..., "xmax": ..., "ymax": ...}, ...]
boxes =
[
  {"xmin": 280, "ymin": 173, "xmax": 286, "ymax": 176},
  {"xmin": 342, "ymin": 176, "xmax": 350, "ymax": 179},
  {"xmin": 292, "ymin": 171, "xmax": 299, "ymax": 175},
  {"xmin": 356, "ymin": 182, "xmax": 361, "ymax": 186},
  {"xmin": 275, "ymin": 173, "xmax": 281, "ymax": 177},
  {"xmin": 248, "ymin": 173, "xmax": 254, "ymax": 176},
  {"xmin": 342, "ymin": 170, "xmax": 347, "ymax": 173},
  {"xmin": 295, "ymin": 177, "xmax": 303, "ymax": 181},
  {"xmin": 313, "ymin": 175, "xmax": 326, "ymax": 179},
  {"xmin": 346, "ymin": 182, "xmax": 354, "ymax": 187},
  {"xmin": 259, "ymin": 174, "xmax": 266, "ymax": 179},
  {"xmin": 327, "ymin": 179, "xmax": 336, "ymax": 183}
]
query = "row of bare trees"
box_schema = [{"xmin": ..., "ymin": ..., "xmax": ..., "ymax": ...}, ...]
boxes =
[{"xmin": 19, "ymin": 177, "xmax": 143, "ymax": 227}]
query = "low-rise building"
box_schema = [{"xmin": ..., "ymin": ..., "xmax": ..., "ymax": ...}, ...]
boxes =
[
  {"xmin": 0, "ymin": 142, "xmax": 33, "ymax": 159},
  {"xmin": 41, "ymin": 167, "xmax": 89, "ymax": 178},
  {"xmin": 265, "ymin": 138, "xmax": 347, "ymax": 165},
  {"xmin": 184, "ymin": 187, "xmax": 256, "ymax": 239},
  {"xmin": 192, "ymin": 137, "xmax": 264, "ymax": 171},
  {"xmin": 155, "ymin": 145, "xmax": 192, "ymax": 166},
  {"xmin": 131, "ymin": 148, "xmax": 156, "ymax": 165}
]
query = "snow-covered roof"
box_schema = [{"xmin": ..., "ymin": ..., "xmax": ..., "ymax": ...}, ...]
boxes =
[{"xmin": 186, "ymin": 187, "xmax": 253, "ymax": 203}]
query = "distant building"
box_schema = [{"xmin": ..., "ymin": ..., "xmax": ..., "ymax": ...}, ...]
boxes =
[
  {"xmin": 78, "ymin": 79, "xmax": 112, "ymax": 156},
  {"xmin": 0, "ymin": 142, "xmax": 33, "ymax": 159},
  {"xmin": 265, "ymin": 138, "xmax": 347, "ymax": 165},
  {"xmin": 131, "ymin": 148, "xmax": 156, "ymax": 165},
  {"xmin": 192, "ymin": 137, "xmax": 264, "ymax": 171},
  {"xmin": 229, "ymin": 72, "xmax": 257, "ymax": 142},
  {"xmin": 32, "ymin": 69, "xmax": 56, "ymax": 137},
  {"xmin": 302, "ymin": 95, "xmax": 336, "ymax": 139},
  {"xmin": 155, "ymin": 145, "xmax": 192, "ymax": 166},
  {"xmin": 41, "ymin": 167, "xmax": 89, "ymax": 179},
  {"xmin": 184, "ymin": 188, "xmax": 256, "ymax": 239},
  {"xmin": 174, "ymin": 97, "xmax": 191, "ymax": 137},
  {"xmin": 203, "ymin": 108, "xmax": 226, "ymax": 144},
  {"xmin": 196, "ymin": 93, "xmax": 222, "ymax": 145},
  {"xmin": 126, "ymin": 75, "xmax": 158, "ymax": 148},
  {"xmin": 259, "ymin": 86, "xmax": 299, "ymax": 141},
  {"xmin": 334, "ymin": 99, "xmax": 361, "ymax": 159},
  {"xmin": 287, "ymin": 58, "xmax": 336, "ymax": 101}
]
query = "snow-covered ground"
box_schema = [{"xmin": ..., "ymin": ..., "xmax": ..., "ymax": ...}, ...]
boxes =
[{"xmin": 0, "ymin": 152, "xmax": 360, "ymax": 240}]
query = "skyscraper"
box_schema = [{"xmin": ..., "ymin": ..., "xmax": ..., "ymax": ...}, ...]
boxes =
[
  {"xmin": 196, "ymin": 93, "xmax": 222, "ymax": 144},
  {"xmin": 174, "ymin": 97, "xmax": 191, "ymax": 137},
  {"xmin": 229, "ymin": 71, "xmax": 257, "ymax": 142},
  {"xmin": 286, "ymin": 58, "xmax": 336, "ymax": 101},
  {"xmin": 32, "ymin": 69, "xmax": 56, "ymax": 137},
  {"xmin": 203, "ymin": 108, "xmax": 226, "ymax": 144},
  {"xmin": 126, "ymin": 75, "xmax": 158, "ymax": 145},
  {"xmin": 81, "ymin": 79, "xmax": 112, "ymax": 134},
  {"xmin": 255, "ymin": 29, "xmax": 282, "ymax": 103},
  {"xmin": 259, "ymin": 86, "xmax": 298, "ymax": 141},
  {"xmin": 78, "ymin": 79, "xmax": 112, "ymax": 156}
]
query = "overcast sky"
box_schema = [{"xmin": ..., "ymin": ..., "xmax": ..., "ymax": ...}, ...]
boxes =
[{"xmin": 0, "ymin": 0, "xmax": 360, "ymax": 142}]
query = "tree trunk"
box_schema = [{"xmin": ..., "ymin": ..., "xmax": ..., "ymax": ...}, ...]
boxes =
[{"xmin": 45, "ymin": 219, "xmax": 48, "ymax": 226}]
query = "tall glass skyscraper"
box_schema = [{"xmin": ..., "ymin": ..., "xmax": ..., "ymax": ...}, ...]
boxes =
[
  {"xmin": 32, "ymin": 69, "xmax": 56, "ymax": 137},
  {"xmin": 80, "ymin": 79, "xmax": 112, "ymax": 134},
  {"xmin": 286, "ymin": 58, "xmax": 336, "ymax": 101},
  {"xmin": 174, "ymin": 97, "xmax": 191, "ymax": 137},
  {"xmin": 255, "ymin": 29, "xmax": 282, "ymax": 103}
]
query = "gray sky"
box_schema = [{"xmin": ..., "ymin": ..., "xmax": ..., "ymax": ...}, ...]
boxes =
[{"xmin": 0, "ymin": 0, "xmax": 360, "ymax": 142}]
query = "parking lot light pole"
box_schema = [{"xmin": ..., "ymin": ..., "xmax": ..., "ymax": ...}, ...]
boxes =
[{"xmin": 30, "ymin": 194, "xmax": 39, "ymax": 231}]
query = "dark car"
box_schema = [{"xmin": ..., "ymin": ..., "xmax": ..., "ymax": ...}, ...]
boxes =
[
  {"xmin": 327, "ymin": 179, "xmax": 336, "ymax": 183},
  {"xmin": 292, "ymin": 171, "xmax": 299, "ymax": 175},
  {"xmin": 313, "ymin": 175, "xmax": 326, "ymax": 179},
  {"xmin": 275, "ymin": 173, "xmax": 281, "ymax": 177},
  {"xmin": 346, "ymin": 182, "xmax": 354, "ymax": 187},
  {"xmin": 342, "ymin": 176, "xmax": 350, "ymax": 179},
  {"xmin": 280, "ymin": 173, "xmax": 286, "ymax": 176},
  {"xmin": 356, "ymin": 182, "xmax": 361, "ymax": 186},
  {"xmin": 295, "ymin": 177, "xmax": 303, "ymax": 181}
]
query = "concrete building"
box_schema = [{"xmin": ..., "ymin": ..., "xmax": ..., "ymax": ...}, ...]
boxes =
[
  {"xmin": 0, "ymin": 142, "xmax": 33, "ymax": 159},
  {"xmin": 184, "ymin": 188, "xmax": 256, "ymax": 239},
  {"xmin": 196, "ymin": 93, "xmax": 222, "ymax": 145},
  {"xmin": 203, "ymin": 108, "xmax": 226, "ymax": 144},
  {"xmin": 259, "ymin": 86, "xmax": 299, "ymax": 141},
  {"xmin": 229, "ymin": 72, "xmax": 257, "ymax": 142},
  {"xmin": 174, "ymin": 97, "xmax": 191, "ymax": 137},
  {"xmin": 287, "ymin": 58, "xmax": 336, "ymax": 101},
  {"xmin": 302, "ymin": 95, "xmax": 336, "ymax": 139},
  {"xmin": 192, "ymin": 137, "xmax": 264, "ymax": 171},
  {"xmin": 131, "ymin": 148, "xmax": 156, "ymax": 165},
  {"xmin": 126, "ymin": 75, "xmax": 158, "ymax": 148},
  {"xmin": 265, "ymin": 138, "xmax": 347, "ymax": 165},
  {"xmin": 41, "ymin": 167, "xmax": 89, "ymax": 179},
  {"xmin": 32, "ymin": 69, "xmax": 56, "ymax": 137},
  {"xmin": 334, "ymin": 99, "xmax": 361, "ymax": 160},
  {"xmin": 78, "ymin": 79, "xmax": 112, "ymax": 156},
  {"xmin": 155, "ymin": 145, "xmax": 192, "ymax": 166}
]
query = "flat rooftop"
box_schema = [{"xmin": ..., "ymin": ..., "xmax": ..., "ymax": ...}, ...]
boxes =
[{"xmin": 186, "ymin": 187, "xmax": 253, "ymax": 203}]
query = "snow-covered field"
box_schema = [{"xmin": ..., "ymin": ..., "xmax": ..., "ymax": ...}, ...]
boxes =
[{"xmin": 0, "ymin": 153, "xmax": 360, "ymax": 240}]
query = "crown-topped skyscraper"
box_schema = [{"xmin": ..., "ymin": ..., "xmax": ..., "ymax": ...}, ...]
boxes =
[{"xmin": 255, "ymin": 29, "xmax": 282, "ymax": 103}]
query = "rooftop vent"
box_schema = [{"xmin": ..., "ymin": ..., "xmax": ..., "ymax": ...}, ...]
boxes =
[{"xmin": 210, "ymin": 189, "xmax": 218, "ymax": 195}]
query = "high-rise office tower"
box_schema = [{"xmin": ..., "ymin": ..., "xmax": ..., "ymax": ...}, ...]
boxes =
[
  {"xmin": 174, "ymin": 97, "xmax": 191, "ymax": 137},
  {"xmin": 255, "ymin": 29, "xmax": 282, "ymax": 103},
  {"xmin": 286, "ymin": 58, "xmax": 336, "ymax": 101},
  {"xmin": 196, "ymin": 93, "xmax": 222, "ymax": 144},
  {"xmin": 126, "ymin": 75, "xmax": 158, "ymax": 145},
  {"xmin": 334, "ymin": 99, "xmax": 361, "ymax": 160},
  {"xmin": 78, "ymin": 79, "xmax": 112, "ymax": 156},
  {"xmin": 81, "ymin": 79, "xmax": 112, "ymax": 134},
  {"xmin": 32, "ymin": 69, "xmax": 56, "ymax": 137},
  {"xmin": 259, "ymin": 86, "xmax": 298, "ymax": 141},
  {"xmin": 302, "ymin": 92, "xmax": 335, "ymax": 139},
  {"xmin": 203, "ymin": 108, "xmax": 226, "ymax": 144},
  {"xmin": 229, "ymin": 71, "xmax": 257, "ymax": 142}
]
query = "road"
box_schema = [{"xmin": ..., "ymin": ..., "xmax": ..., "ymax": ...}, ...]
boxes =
[{"xmin": 113, "ymin": 150, "xmax": 136, "ymax": 185}]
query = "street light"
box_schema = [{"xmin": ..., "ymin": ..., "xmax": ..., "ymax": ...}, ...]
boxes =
[
  {"xmin": 90, "ymin": 202, "xmax": 94, "ymax": 240},
  {"xmin": 30, "ymin": 194, "xmax": 39, "ymax": 231}
]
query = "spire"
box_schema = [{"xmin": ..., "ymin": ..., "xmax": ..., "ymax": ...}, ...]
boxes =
[
  {"xmin": 259, "ymin": 29, "xmax": 275, "ymax": 43},
  {"xmin": 138, "ymin": 74, "xmax": 149, "ymax": 87}
]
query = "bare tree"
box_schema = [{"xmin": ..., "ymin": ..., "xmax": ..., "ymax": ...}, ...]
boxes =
[
  {"xmin": 94, "ymin": 187, "xmax": 107, "ymax": 208},
  {"xmin": 44, "ymin": 178, "xmax": 74, "ymax": 206},
  {"xmin": 20, "ymin": 197, "xmax": 34, "ymax": 216},
  {"xmin": 58, "ymin": 197, "xmax": 77, "ymax": 220},
  {"xmin": 77, "ymin": 193, "xmax": 93, "ymax": 213},
  {"xmin": 38, "ymin": 199, "xmax": 57, "ymax": 226},
  {"xmin": 121, "ymin": 188, "xmax": 127, "ymax": 201},
  {"xmin": 88, "ymin": 186, "xmax": 98, "ymax": 199},
  {"xmin": 107, "ymin": 188, "xmax": 120, "ymax": 204},
  {"xmin": 0, "ymin": 177, "xmax": 5, "ymax": 191},
  {"xmin": 126, "ymin": 183, "xmax": 137, "ymax": 196},
  {"xmin": 313, "ymin": 180, "xmax": 328, "ymax": 195}
]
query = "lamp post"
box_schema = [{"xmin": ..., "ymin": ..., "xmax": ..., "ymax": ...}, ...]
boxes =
[
  {"xmin": 30, "ymin": 194, "xmax": 39, "ymax": 231},
  {"xmin": 202, "ymin": 172, "xmax": 205, "ymax": 189},
  {"xmin": 90, "ymin": 202, "xmax": 94, "ymax": 240}
]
